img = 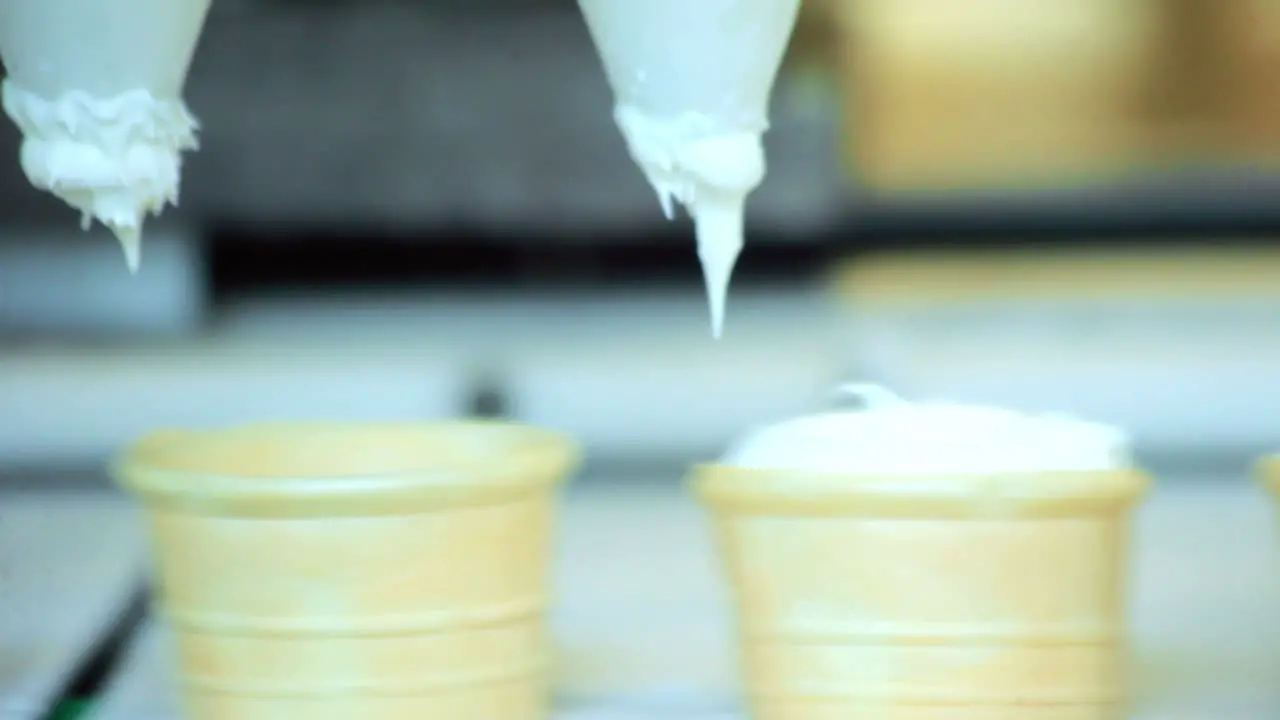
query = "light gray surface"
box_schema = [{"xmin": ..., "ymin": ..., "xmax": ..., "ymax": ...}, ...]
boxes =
[
  {"xmin": 90, "ymin": 474, "xmax": 1280, "ymax": 719},
  {"xmin": 8, "ymin": 285, "xmax": 1279, "ymax": 467},
  {"xmin": 0, "ymin": 226, "xmax": 204, "ymax": 337},
  {"xmin": 0, "ymin": 289, "xmax": 841, "ymax": 467},
  {"xmin": 0, "ymin": 491, "xmax": 145, "ymax": 718},
  {"xmin": 0, "ymin": 330, "xmax": 470, "ymax": 468},
  {"xmin": 844, "ymin": 298, "xmax": 1280, "ymax": 458}
]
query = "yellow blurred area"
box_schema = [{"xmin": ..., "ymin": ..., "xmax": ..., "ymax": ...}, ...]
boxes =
[
  {"xmin": 831, "ymin": 246, "xmax": 1280, "ymax": 304},
  {"xmin": 791, "ymin": 0, "xmax": 1280, "ymax": 191}
]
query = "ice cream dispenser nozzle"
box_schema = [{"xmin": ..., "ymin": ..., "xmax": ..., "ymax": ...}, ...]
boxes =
[
  {"xmin": 578, "ymin": 0, "xmax": 802, "ymax": 338},
  {"xmin": 0, "ymin": 0, "xmax": 212, "ymax": 272},
  {"xmin": 0, "ymin": 0, "xmax": 801, "ymax": 293}
]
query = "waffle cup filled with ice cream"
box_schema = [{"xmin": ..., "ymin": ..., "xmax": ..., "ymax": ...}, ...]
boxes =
[
  {"xmin": 0, "ymin": 0, "xmax": 212, "ymax": 272},
  {"xmin": 113, "ymin": 421, "xmax": 579, "ymax": 720},
  {"xmin": 692, "ymin": 385, "xmax": 1149, "ymax": 720}
]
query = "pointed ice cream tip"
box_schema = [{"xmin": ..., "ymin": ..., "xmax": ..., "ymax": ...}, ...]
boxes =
[
  {"xmin": 114, "ymin": 224, "xmax": 143, "ymax": 274},
  {"xmin": 702, "ymin": 255, "xmax": 735, "ymax": 340},
  {"xmin": 695, "ymin": 192, "xmax": 746, "ymax": 339}
]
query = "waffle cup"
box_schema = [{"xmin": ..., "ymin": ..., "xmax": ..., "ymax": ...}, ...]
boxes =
[
  {"xmin": 693, "ymin": 462, "xmax": 1148, "ymax": 719},
  {"xmin": 113, "ymin": 421, "xmax": 579, "ymax": 720},
  {"xmin": 0, "ymin": 0, "xmax": 212, "ymax": 271}
]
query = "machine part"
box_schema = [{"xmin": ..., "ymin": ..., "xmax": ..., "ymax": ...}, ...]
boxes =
[{"xmin": 0, "ymin": 0, "xmax": 212, "ymax": 270}]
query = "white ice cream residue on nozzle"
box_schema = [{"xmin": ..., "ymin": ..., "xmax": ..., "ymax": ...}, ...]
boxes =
[
  {"xmin": 722, "ymin": 383, "xmax": 1132, "ymax": 475},
  {"xmin": 1, "ymin": 82, "xmax": 199, "ymax": 273},
  {"xmin": 614, "ymin": 109, "xmax": 766, "ymax": 337}
]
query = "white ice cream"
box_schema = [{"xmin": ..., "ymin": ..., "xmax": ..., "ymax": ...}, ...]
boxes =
[
  {"xmin": 614, "ymin": 108, "xmax": 765, "ymax": 339},
  {"xmin": 2, "ymin": 82, "xmax": 199, "ymax": 273},
  {"xmin": 723, "ymin": 384, "xmax": 1131, "ymax": 474}
]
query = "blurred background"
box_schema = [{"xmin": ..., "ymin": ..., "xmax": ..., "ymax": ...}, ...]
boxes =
[
  {"xmin": 4, "ymin": 0, "xmax": 1280, "ymax": 473},
  {"xmin": 4, "ymin": 1, "xmax": 1280, "ymax": 717}
]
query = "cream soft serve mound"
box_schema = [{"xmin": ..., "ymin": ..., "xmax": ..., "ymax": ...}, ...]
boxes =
[{"xmin": 721, "ymin": 384, "xmax": 1132, "ymax": 475}]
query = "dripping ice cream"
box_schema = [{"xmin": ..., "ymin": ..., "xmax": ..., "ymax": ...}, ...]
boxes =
[
  {"xmin": 578, "ymin": 0, "xmax": 802, "ymax": 338},
  {"xmin": 0, "ymin": 0, "xmax": 212, "ymax": 272}
]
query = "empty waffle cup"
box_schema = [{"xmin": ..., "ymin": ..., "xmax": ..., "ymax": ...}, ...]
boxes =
[
  {"xmin": 692, "ymin": 405, "xmax": 1148, "ymax": 719},
  {"xmin": 113, "ymin": 421, "xmax": 580, "ymax": 720}
]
